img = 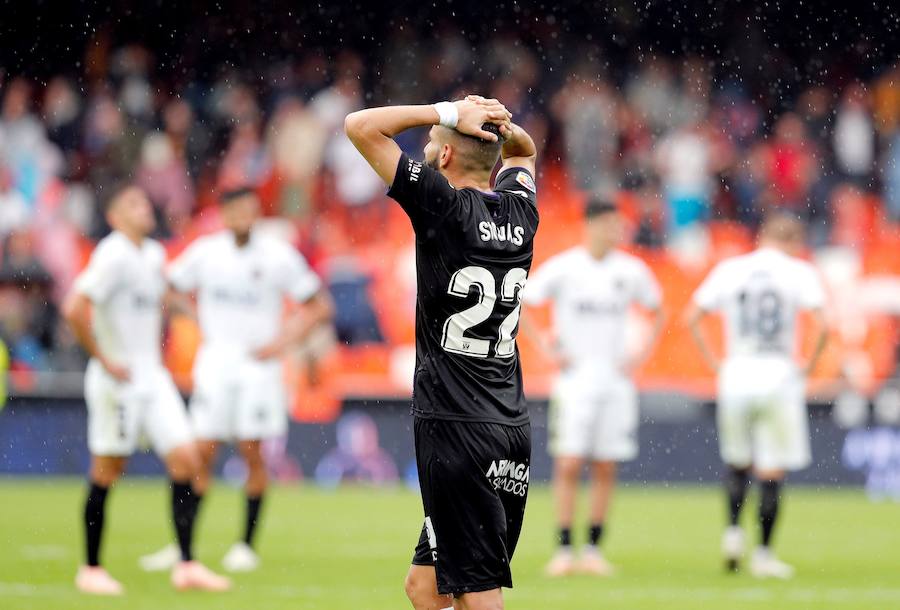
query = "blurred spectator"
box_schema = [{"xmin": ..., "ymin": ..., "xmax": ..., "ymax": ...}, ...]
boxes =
[
  {"xmin": 0, "ymin": 230, "xmax": 56, "ymax": 370},
  {"xmin": 552, "ymin": 68, "xmax": 619, "ymax": 195},
  {"xmin": 135, "ymin": 132, "xmax": 195, "ymax": 233},
  {"xmin": 42, "ymin": 77, "xmax": 82, "ymax": 157},
  {"xmin": 626, "ymin": 56, "xmax": 684, "ymax": 134},
  {"xmin": 655, "ymin": 121, "xmax": 714, "ymax": 231},
  {"xmin": 1, "ymin": 78, "xmax": 63, "ymax": 204},
  {"xmin": 764, "ymin": 113, "xmax": 816, "ymax": 211},
  {"xmin": 162, "ymin": 98, "xmax": 211, "ymax": 181},
  {"xmin": 0, "ymin": 165, "xmax": 29, "ymax": 236},
  {"xmin": 833, "ymin": 83, "xmax": 876, "ymax": 187},
  {"xmin": 265, "ymin": 96, "xmax": 327, "ymax": 219},
  {"xmin": 314, "ymin": 57, "xmax": 384, "ymax": 209},
  {"xmin": 884, "ymin": 128, "xmax": 900, "ymax": 222}
]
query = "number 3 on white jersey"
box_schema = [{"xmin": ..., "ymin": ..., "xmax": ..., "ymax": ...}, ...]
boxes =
[{"xmin": 441, "ymin": 266, "xmax": 527, "ymax": 359}]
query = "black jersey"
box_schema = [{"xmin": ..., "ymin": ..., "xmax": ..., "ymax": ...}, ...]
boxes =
[{"xmin": 388, "ymin": 153, "xmax": 539, "ymax": 425}]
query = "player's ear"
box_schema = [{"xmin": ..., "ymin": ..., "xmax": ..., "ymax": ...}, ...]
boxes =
[{"xmin": 439, "ymin": 143, "xmax": 452, "ymax": 170}]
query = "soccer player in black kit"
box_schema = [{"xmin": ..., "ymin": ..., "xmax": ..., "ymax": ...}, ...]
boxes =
[{"xmin": 345, "ymin": 95, "xmax": 538, "ymax": 610}]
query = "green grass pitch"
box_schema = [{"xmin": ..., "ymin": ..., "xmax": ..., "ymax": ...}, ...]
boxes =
[{"xmin": 1, "ymin": 479, "xmax": 898, "ymax": 609}]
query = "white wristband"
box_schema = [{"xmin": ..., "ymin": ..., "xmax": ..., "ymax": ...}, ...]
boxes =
[{"xmin": 433, "ymin": 101, "xmax": 458, "ymax": 129}]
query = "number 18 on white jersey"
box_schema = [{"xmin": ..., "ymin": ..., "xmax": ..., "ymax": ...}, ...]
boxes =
[{"xmin": 693, "ymin": 247, "xmax": 826, "ymax": 361}]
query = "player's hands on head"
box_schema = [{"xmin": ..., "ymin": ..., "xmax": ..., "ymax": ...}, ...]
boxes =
[
  {"xmin": 100, "ymin": 356, "xmax": 130, "ymax": 382},
  {"xmin": 454, "ymin": 96, "xmax": 512, "ymax": 141}
]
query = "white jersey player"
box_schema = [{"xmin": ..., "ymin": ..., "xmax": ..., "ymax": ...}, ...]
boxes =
[
  {"xmin": 140, "ymin": 187, "xmax": 332, "ymax": 574},
  {"xmin": 522, "ymin": 200, "xmax": 664, "ymax": 577},
  {"xmin": 63, "ymin": 186, "xmax": 230, "ymax": 595},
  {"xmin": 687, "ymin": 212, "xmax": 828, "ymax": 579}
]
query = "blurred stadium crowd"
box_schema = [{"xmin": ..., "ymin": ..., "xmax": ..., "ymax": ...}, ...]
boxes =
[{"xmin": 1, "ymin": 17, "xmax": 899, "ymax": 399}]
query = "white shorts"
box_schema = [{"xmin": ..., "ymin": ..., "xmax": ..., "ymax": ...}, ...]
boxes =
[
  {"xmin": 717, "ymin": 357, "xmax": 811, "ymax": 472},
  {"xmin": 548, "ymin": 369, "xmax": 638, "ymax": 461},
  {"xmin": 85, "ymin": 359, "xmax": 192, "ymax": 457},
  {"xmin": 189, "ymin": 346, "xmax": 288, "ymax": 442}
]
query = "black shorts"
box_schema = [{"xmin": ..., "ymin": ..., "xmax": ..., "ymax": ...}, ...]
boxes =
[{"xmin": 411, "ymin": 417, "xmax": 531, "ymax": 596}]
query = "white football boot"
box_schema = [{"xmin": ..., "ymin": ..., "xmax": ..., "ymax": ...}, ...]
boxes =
[
  {"xmin": 75, "ymin": 565, "xmax": 124, "ymax": 595},
  {"xmin": 544, "ymin": 547, "xmax": 576, "ymax": 577},
  {"xmin": 721, "ymin": 526, "xmax": 745, "ymax": 572},
  {"xmin": 577, "ymin": 546, "xmax": 616, "ymax": 576},
  {"xmin": 222, "ymin": 542, "xmax": 260, "ymax": 572},
  {"xmin": 750, "ymin": 547, "xmax": 795, "ymax": 579},
  {"xmin": 171, "ymin": 560, "xmax": 232, "ymax": 592},
  {"xmin": 138, "ymin": 543, "xmax": 180, "ymax": 572}
]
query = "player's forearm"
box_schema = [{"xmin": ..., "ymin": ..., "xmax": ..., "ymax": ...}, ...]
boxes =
[
  {"xmin": 345, "ymin": 105, "xmax": 440, "ymax": 140},
  {"xmin": 284, "ymin": 292, "xmax": 334, "ymax": 346},
  {"xmin": 638, "ymin": 308, "xmax": 666, "ymax": 365},
  {"xmin": 164, "ymin": 288, "xmax": 197, "ymax": 321},
  {"xmin": 62, "ymin": 293, "xmax": 102, "ymax": 360},
  {"xmin": 500, "ymin": 123, "xmax": 536, "ymax": 160},
  {"xmin": 804, "ymin": 312, "xmax": 829, "ymax": 374},
  {"xmin": 687, "ymin": 314, "xmax": 719, "ymax": 372}
]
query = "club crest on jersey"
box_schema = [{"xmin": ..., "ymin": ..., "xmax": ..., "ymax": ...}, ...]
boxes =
[
  {"xmin": 479, "ymin": 221, "xmax": 526, "ymax": 246},
  {"xmin": 515, "ymin": 171, "xmax": 536, "ymax": 193}
]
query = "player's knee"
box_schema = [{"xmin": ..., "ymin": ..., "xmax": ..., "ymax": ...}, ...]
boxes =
[
  {"xmin": 592, "ymin": 460, "xmax": 616, "ymax": 481},
  {"xmin": 90, "ymin": 465, "xmax": 121, "ymax": 487},
  {"xmin": 555, "ymin": 457, "xmax": 582, "ymax": 480},
  {"xmin": 458, "ymin": 592, "xmax": 503, "ymax": 610},
  {"xmin": 165, "ymin": 443, "xmax": 200, "ymax": 480},
  {"xmin": 403, "ymin": 570, "xmax": 438, "ymax": 608}
]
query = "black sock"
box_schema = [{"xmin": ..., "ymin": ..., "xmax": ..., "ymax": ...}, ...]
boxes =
[
  {"xmin": 725, "ymin": 467, "xmax": 751, "ymax": 526},
  {"xmin": 588, "ymin": 523, "xmax": 604, "ymax": 547},
  {"xmin": 84, "ymin": 482, "xmax": 110, "ymax": 567},
  {"xmin": 244, "ymin": 494, "xmax": 263, "ymax": 547},
  {"xmin": 171, "ymin": 480, "xmax": 196, "ymax": 562},
  {"xmin": 558, "ymin": 527, "xmax": 572, "ymax": 548},
  {"xmin": 759, "ymin": 480, "xmax": 782, "ymax": 548}
]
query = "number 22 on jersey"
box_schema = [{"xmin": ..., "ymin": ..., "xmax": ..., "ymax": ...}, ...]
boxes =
[{"xmin": 441, "ymin": 266, "xmax": 527, "ymax": 359}]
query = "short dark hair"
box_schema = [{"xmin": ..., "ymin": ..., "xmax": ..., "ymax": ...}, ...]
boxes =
[
  {"xmin": 445, "ymin": 123, "xmax": 504, "ymax": 174},
  {"xmin": 585, "ymin": 198, "xmax": 618, "ymax": 218},
  {"xmin": 101, "ymin": 181, "xmax": 139, "ymax": 215},
  {"xmin": 220, "ymin": 186, "xmax": 257, "ymax": 205}
]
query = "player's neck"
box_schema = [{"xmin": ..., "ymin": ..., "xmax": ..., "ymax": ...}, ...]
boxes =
[
  {"xmin": 117, "ymin": 228, "xmax": 145, "ymax": 248},
  {"xmin": 587, "ymin": 243, "xmax": 614, "ymax": 260},
  {"xmin": 757, "ymin": 241, "xmax": 787, "ymax": 254},
  {"xmin": 443, "ymin": 168, "xmax": 492, "ymax": 193},
  {"xmin": 232, "ymin": 231, "xmax": 252, "ymax": 248}
]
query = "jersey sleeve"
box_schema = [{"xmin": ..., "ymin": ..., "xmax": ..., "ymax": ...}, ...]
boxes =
[
  {"xmin": 631, "ymin": 259, "xmax": 662, "ymax": 309},
  {"xmin": 693, "ymin": 262, "xmax": 728, "ymax": 311},
  {"xmin": 281, "ymin": 248, "xmax": 322, "ymax": 303},
  {"xmin": 167, "ymin": 240, "xmax": 205, "ymax": 292},
  {"xmin": 73, "ymin": 242, "xmax": 123, "ymax": 304},
  {"xmin": 386, "ymin": 153, "xmax": 459, "ymax": 235},
  {"xmin": 796, "ymin": 263, "xmax": 826, "ymax": 309},
  {"xmin": 494, "ymin": 166, "xmax": 537, "ymax": 207},
  {"xmin": 521, "ymin": 256, "xmax": 561, "ymax": 306}
]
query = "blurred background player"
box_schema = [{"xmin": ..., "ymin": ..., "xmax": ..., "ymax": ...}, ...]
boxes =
[
  {"xmin": 522, "ymin": 200, "xmax": 664, "ymax": 577},
  {"xmin": 139, "ymin": 187, "xmax": 332, "ymax": 573},
  {"xmin": 63, "ymin": 186, "xmax": 230, "ymax": 595},
  {"xmin": 346, "ymin": 96, "xmax": 537, "ymax": 610},
  {"xmin": 686, "ymin": 212, "xmax": 828, "ymax": 579}
]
